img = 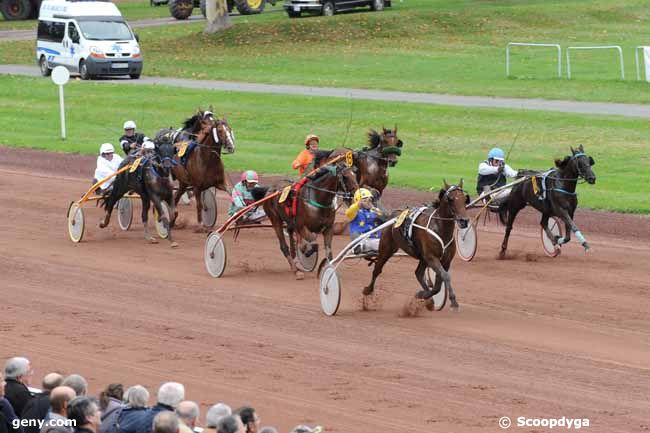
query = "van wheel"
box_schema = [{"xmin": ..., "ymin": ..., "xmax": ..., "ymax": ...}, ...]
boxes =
[
  {"xmin": 130, "ymin": 73, "xmax": 141, "ymax": 79},
  {"xmin": 169, "ymin": 0, "xmax": 193, "ymax": 19},
  {"xmin": 39, "ymin": 56, "xmax": 52, "ymax": 77},
  {"xmin": 0, "ymin": 0, "xmax": 32, "ymax": 20},
  {"xmin": 79, "ymin": 60, "xmax": 92, "ymax": 80},
  {"xmin": 321, "ymin": 1, "xmax": 334, "ymax": 16}
]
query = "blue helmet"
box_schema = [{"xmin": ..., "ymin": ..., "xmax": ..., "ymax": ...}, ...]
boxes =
[{"xmin": 488, "ymin": 147, "xmax": 505, "ymax": 161}]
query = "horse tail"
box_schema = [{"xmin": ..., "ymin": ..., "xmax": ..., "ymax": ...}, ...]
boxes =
[
  {"xmin": 498, "ymin": 200, "xmax": 509, "ymax": 226},
  {"xmin": 100, "ymin": 171, "xmax": 129, "ymax": 211}
]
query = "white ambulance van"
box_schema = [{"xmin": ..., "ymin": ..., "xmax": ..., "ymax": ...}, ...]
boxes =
[{"xmin": 36, "ymin": 0, "xmax": 143, "ymax": 80}]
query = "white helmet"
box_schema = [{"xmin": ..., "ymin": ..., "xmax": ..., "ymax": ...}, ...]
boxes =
[
  {"xmin": 100, "ymin": 143, "xmax": 114, "ymax": 154},
  {"xmin": 142, "ymin": 140, "xmax": 155, "ymax": 150},
  {"xmin": 123, "ymin": 120, "xmax": 136, "ymax": 130}
]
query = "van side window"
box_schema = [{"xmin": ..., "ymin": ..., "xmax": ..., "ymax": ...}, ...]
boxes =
[
  {"xmin": 68, "ymin": 23, "xmax": 80, "ymax": 43},
  {"xmin": 37, "ymin": 20, "xmax": 66, "ymax": 43}
]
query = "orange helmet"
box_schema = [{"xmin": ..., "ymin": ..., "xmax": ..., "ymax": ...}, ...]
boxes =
[{"xmin": 304, "ymin": 134, "xmax": 320, "ymax": 147}]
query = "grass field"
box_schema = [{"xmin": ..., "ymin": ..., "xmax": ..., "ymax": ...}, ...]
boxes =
[
  {"xmin": 1, "ymin": 75, "xmax": 648, "ymax": 213},
  {"xmin": 3, "ymin": 0, "xmax": 650, "ymax": 103}
]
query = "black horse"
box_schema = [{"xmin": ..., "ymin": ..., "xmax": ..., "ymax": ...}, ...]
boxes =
[
  {"xmin": 99, "ymin": 141, "xmax": 178, "ymax": 247},
  {"xmin": 499, "ymin": 145, "xmax": 596, "ymax": 258}
]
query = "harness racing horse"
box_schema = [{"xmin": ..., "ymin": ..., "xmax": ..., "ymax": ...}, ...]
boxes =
[
  {"xmin": 498, "ymin": 145, "xmax": 596, "ymax": 258},
  {"xmin": 363, "ymin": 181, "xmax": 470, "ymax": 311},
  {"xmin": 154, "ymin": 107, "xmax": 218, "ymax": 146},
  {"xmin": 99, "ymin": 141, "xmax": 178, "ymax": 247},
  {"xmin": 264, "ymin": 161, "xmax": 359, "ymax": 279},
  {"xmin": 169, "ymin": 115, "xmax": 236, "ymax": 230},
  {"xmin": 323, "ymin": 127, "xmax": 403, "ymax": 195}
]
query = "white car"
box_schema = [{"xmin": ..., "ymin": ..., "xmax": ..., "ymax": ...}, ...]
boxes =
[{"xmin": 36, "ymin": 0, "xmax": 143, "ymax": 80}]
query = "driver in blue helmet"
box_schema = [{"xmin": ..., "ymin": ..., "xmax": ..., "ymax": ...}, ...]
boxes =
[{"xmin": 476, "ymin": 147, "xmax": 518, "ymax": 205}]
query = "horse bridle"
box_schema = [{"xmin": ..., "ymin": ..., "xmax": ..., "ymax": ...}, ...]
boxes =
[{"xmin": 304, "ymin": 162, "xmax": 355, "ymax": 207}]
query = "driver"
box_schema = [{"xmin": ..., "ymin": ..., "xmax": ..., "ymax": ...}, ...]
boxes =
[
  {"xmin": 346, "ymin": 188, "xmax": 384, "ymax": 254},
  {"xmin": 119, "ymin": 120, "xmax": 146, "ymax": 155},
  {"xmin": 140, "ymin": 139, "xmax": 156, "ymax": 158},
  {"xmin": 292, "ymin": 134, "xmax": 319, "ymax": 177},
  {"xmin": 93, "ymin": 143, "xmax": 124, "ymax": 193},
  {"xmin": 228, "ymin": 170, "xmax": 266, "ymax": 223},
  {"xmin": 476, "ymin": 147, "xmax": 518, "ymax": 205}
]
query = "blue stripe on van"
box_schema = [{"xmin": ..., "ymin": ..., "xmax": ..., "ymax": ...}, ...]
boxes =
[{"xmin": 37, "ymin": 46, "xmax": 61, "ymax": 55}]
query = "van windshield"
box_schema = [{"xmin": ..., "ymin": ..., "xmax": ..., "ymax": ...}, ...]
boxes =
[{"xmin": 78, "ymin": 20, "xmax": 132, "ymax": 41}]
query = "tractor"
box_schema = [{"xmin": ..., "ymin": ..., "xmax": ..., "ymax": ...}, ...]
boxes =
[
  {"xmin": 154, "ymin": 0, "xmax": 271, "ymax": 20},
  {"xmin": 0, "ymin": 0, "xmax": 42, "ymax": 20}
]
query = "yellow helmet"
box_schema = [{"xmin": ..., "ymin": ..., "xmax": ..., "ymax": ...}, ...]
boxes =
[{"xmin": 354, "ymin": 188, "xmax": 373, "ymax": 203}]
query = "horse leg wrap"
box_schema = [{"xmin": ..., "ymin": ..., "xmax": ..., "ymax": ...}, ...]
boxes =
[
  {"xmin": 556, "ymin": 236, "xmax": 567, "ymax": 245},
  {"xmin": 574, "ymin": 230, "xmax": 587, "ymax": 246}
]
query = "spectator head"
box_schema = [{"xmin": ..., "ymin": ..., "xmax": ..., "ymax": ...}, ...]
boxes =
[
  {"xmin": 4, "ymin": 357, "xmax": 33, "ymax": 385},
  {"xmin": 176, "ymin": 401, "xmax": 199, "ymax": 429},
  {"xmin": 62, "ymin": 374, "xmax": 88, "ymax": 396},
  {"xmin": 49, "ymin": 386, "xmax": 76, "ymax": 416},
  {"xmin": 205, "ymin": 403, "xmax": 232, "ymax": 428},
  {"xmin": 99, "ymin": 383, "xmax": 124, "ymax": 410},
  {"xmin": 42, "ymin": 373, "xmax": 64, "ymax": 391},
  {"xmin": 157, "ymin": 383, "xmax": 184, "ymax": 409},
  {"xmin": 67, "ymin": 397, "xmax": 101, "ymax": 433},
  {"xmin": 258, "ymin": 428, "xmax": 278, "ymax": 433},
  {"xmin": 290, "ymin": 427, "xmax": 320, "ymax": 433},
  {"xmin": 216, "ymin": 416, "xmax": 244, "ymax": 433},
  {"xmin": 153, "ymin": 411, "xmax": 180, "ymax": 433},
  {"xmin": 124, "ymin": 385, "xmax": 149, "ymax": 408},
  {"xmin": 234, "ymin": 407, "xmax": 259, "ymax": 433}
]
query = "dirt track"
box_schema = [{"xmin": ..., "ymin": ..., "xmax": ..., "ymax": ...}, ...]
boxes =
[{"xmin": 1, "ymin": 147, "xmax": 649, "ymax": 433}]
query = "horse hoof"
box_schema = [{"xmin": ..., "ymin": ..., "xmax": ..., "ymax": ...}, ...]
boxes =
[
  {"xmin": 295, "ymin": 271, "xmax": 305, "ymax": 280},
  {"xmin": 451, "ymin": 304, "xmax": 460, "ymax": 313},
  {"xmin": 170, "ymin": 241, "xmax": 179, "ymax": 249},
  {"xmin": 497, "ymin": 251, "xmax": 507, "ymax": 260},
  {"xmin": 425, "ymin": 299, "xmax": 434, "ymax": 311},
  {"xmin": 362, "ymin": 287, "xmax": 373, "ymax": 296},
  {"xmin": 146, "ymin": 237, "xmax": 159, "ymax": 244},
  {"xmin": 416, "ymin": 290, "xmax": 430, "ymax": 300}
]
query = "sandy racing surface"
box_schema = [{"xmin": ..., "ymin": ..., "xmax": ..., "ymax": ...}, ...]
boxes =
[{"xmin": 1, "ymin": 147, "xmax": 649, "ymax": 433}]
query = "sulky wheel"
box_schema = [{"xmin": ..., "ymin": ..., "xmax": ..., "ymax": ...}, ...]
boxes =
[
  {"xmin": 201, "ymin": 188, "xmax": 217, "ymax": 229},
  {"xmin": 319, "ymin": 264, "xmax": 341, "ymax": 316},
  {"xmin": 455, "ymin": 223, "xmax": 477, "ymax": 262},
  {"xmin": 169, "ymin": 0, "xmax": 193, "ymax": 19},
  {"xmin": 117, "ymin": 197, "xmax": 133, "ymax": 231},
  {"xmin": 541, "ymin": 216, "xmax": 564, "ymax": 257},
  {"xmin": 425, "ymin": 267, "xmax": 447, "ymax": 311},
  {"xmin": 154, "ymin": 201, "xmax": 171, "ymax": 239},
  {"xmin": 205, "ymin": 231, "xmax": 227, "ymax": 278},
  {"xmin": 67, "ymin": 202, "xmax": 85, "ymax": 243}
]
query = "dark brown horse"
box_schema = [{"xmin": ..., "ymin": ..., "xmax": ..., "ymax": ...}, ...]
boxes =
[
  {"xmin": 264, "ymin": 161, "xmax": 359, "ymax": 279},
  {"xmin": 323, "ymin": 127, "xmax": 403, "ymax": 195},
  {"xmin": 169, "ymin": 115, "xmax": 236, "ymax": 229},
  {"xmin": 99, "ymin": 140, "xmax": 178, "ymax": 247},
  {"xmin": 363, "ymin": 180, "xmax": 470, "ymax": 311},
  {"xmin": 499, "ymin": 145, "xmax": 596, "ymax": 258}
]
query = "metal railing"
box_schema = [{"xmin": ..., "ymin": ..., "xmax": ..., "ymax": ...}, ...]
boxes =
[
  {"xmin": 566, "ymin": 45, "xmax": 624, "ymax": 80},
  {"xmin": 506, "ymin": 42, "xmax": 562, "ymax": 78}
]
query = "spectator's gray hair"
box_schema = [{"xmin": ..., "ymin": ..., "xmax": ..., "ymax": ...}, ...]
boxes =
[
  {"xmin": 157, "ymin": 382, "xmax": 185, "ymax": 408},
  {"xmin": 216, "ymin": 416, "xmax": 240, "ymax": 433},
  {"xmin": 62, "ymin": 374, "xmax": 88, "ymax": 396},
  {"xmin": 290, "ymin": 426, "xmax": 318, "ymax": 433},
  {"xmin": 42, "ymin": 373, "xmax": 64, "ymax": 391},
  {"xmin": 259, "ymin": 428, "xmax": 278, "ymax": 433},
  {"xmin": 176, "ymin": 401, "xmax": 199, "ymax": 423},
  {"xmin": 67, "ymin": 396, "xmax": 98, "ymax": 426},
  {"xmin": 153, "ymin": 411, "xmax": 179, "ymax": 433},
  {"xmin": 124, "ymin": 385, "xmax": 150, "ymax": 408},
  {"xmin": 4, "ymin": 357, "xmax": 30, "ymax": 380},
  {"xmin": 205, "ymin": 403, "xmax": 232, "ymax": 427}
]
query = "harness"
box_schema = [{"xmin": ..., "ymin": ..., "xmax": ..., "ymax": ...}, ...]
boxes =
[{"xmin": 533, "ymin": 152, "xmax": 590, "ymax": 200}]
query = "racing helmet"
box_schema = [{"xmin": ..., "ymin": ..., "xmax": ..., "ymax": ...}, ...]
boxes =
[
  {"xmin": 241, "ymin": 170, "xmax": 259, "ymax": 184},
  {"xmin": 99, "ymin": 143, "xmax": 114, "ymax": 154},
  {"xmin": 123, "ymin": 120, "xmax": 137, "ymax": 130},
  {"xmin": 142, "ymin": 140, "xmax": 155, "ymax": 150},
  {"xmin": 304, "ymin": 134, "xmax": 320, "ymax": 147},
  {"xmin": 353, "ymin": 188, "xmax": 373, "ymax": 203},
  {"xmin": 488, "ymin": 147, "xmax": 505, "ymax": 161}
]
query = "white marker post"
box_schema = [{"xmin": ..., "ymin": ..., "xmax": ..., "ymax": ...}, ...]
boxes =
[{"xmin": 51, "ymin": 66, "xmax": 70, "ymax": 139}]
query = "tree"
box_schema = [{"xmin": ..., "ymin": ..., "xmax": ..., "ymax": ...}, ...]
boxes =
[{"xmin": 205, "ymin": 0, "xmax": 232, "ymax": 34}]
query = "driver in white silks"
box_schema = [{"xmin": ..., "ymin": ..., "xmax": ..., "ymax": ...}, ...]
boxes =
[
  {"xmin": 93, "ymin": 143, "xmax": 124, "ymax": 193},
  {"xmin": 476, "ymin": 147, "xmax": 518, "ymax": 206},
  {"xmin": 346, "ymin": 188, "xmax": 385, "ymax": 254}
]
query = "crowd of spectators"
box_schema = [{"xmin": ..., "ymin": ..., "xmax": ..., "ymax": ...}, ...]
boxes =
[{"xmin": 0, "ymin": 358, "xmax": 321, "ymax": 433}]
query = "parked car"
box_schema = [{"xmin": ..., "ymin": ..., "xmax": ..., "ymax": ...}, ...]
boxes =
[{"xmin": 283, "ymin": 0, "xmax": 390, "ymax": 18}]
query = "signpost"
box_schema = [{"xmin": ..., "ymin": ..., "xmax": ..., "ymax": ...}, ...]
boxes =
[{"xmin": 51, "ymin": 66, "xmax": 70, "ymax": 139}]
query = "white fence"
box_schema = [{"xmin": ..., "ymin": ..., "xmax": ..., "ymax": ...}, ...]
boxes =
[
  {"xmin": 566, "ymin": 45, "xmax": 624, "ymax": 80},
  {"xmin": 635, "ymin": 46, "xmax": 648, "ymax": 81},
  {"xmin": 506, "ymin": 42, "xmax": 562, "ymax": 78}
]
